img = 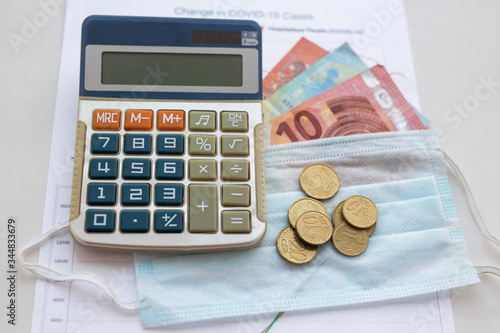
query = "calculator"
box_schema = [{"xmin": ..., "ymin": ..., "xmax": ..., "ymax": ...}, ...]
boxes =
[{"xmin": 69, "ymin": 15, "xmax": 266, "ymax": 252}]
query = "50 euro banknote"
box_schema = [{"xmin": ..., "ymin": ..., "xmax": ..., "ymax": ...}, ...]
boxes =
[
  {"xmin": 263, "ymin": 37, "xmax": 328, "ymax": 99},
  {"xmin": 264, "ymin": 65, "xmax": 426, "ymax": 146}
]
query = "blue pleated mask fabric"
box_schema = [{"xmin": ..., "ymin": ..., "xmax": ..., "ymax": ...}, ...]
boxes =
[{"xmin": 134, "ymin": 130, "xmax": 479, "ymax": 327}]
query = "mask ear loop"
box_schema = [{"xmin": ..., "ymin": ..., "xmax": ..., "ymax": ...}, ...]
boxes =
[
  {"xmin": 443, "ymin": 152, "xmax": 500, "ymax": 277},
  {"xmin": 19, "ymin": 220, "xmax": 139, "ymax": 311},
  {"xmin": 475, "ymin": 265, "xmax": 500, "ymax": 277}
]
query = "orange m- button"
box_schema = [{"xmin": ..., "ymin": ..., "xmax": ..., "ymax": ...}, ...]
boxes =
[
  {"xmin": 92, "ymin": 109, "xmax": 121, "ymax": 130},
  {"xmin": 125, "ymin": 109, "xmax": 153, "ymax": 130}
]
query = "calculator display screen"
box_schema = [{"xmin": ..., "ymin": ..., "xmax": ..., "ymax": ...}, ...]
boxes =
[{"xmin": 101, "ymin": 52, "xmax": 243, "ymax": 87}]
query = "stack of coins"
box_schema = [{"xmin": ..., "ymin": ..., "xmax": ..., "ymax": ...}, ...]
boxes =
[
  {"xmin": 331, "ymin": 196, "xmax": 377, "ymax": 257},
  {"xmin": 276, "ymin": 163, "xmax": 378, "ymax": 264}
]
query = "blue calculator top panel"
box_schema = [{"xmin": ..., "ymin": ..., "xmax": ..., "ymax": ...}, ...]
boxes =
[{"xmin": 80, "ymin": 15, "xmax": 262, "ymax": 101}]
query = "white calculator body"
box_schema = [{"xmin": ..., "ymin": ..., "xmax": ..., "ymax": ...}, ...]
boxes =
[{"xmin": 69, "ymin": 15, "xmax": 266, "ymax": 252}]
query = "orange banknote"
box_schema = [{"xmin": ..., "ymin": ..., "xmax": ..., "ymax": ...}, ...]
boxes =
[
  {"xmin": 265, "ymin": 65, "xmax": 426, "ymax": 145},
  {"xmin": 263, "ymin": 37, "xmax": 328, "ymax": 99}
]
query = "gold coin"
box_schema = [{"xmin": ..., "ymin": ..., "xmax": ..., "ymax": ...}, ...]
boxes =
[
  {"xmin": 332, "ymin": 200, "xmax": 347, "ymax": 228},
  {"xmin": 276, "ymin": 226, "xmax": 318, "ymax": 264},
  {"xmin": 333, "ymin": 199, "xmax": 376, "ymax": 236},
  {"xmin": 332, "ymin": 222, "xmax": 369, "ymax": 257},
  {"xmin": 342, "ymin": 195, "xmax": 378, "ymax": 229},
  {"xmin": 288, "ymin": 198, "xmax": 329, "ymax": 228},
  {"xmin": 295, "ymin": 211, "xmax": 333, "ymax": 245},
  {"xmin": 299, "ymin": 163, "xmax": 340, "ymax": 200}
]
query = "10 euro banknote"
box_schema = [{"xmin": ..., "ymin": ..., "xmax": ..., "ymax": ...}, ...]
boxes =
[{"xmin": 265, "ymin": 65, "xmax": 426, "ymax": 146}]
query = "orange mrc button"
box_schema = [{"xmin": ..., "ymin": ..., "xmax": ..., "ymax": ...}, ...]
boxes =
[
  {"xmin": 125, "ymin": 109, "xmax": 153, "ymax": 130},
  {"xmin": 93, "ymin": 109, "xmax": 121, "ymax": 130},
  {"xmin": 157, "ymin": 110, "xmax": 185, "ymax": 130}
]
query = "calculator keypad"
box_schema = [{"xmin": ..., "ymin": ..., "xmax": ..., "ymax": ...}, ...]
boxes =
[{"xmin": 76, "ymin": 103, "xmax": 262, "ymax": 246}]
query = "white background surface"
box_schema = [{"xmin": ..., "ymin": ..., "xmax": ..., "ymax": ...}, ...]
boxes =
[{"xmin": 1, "ymin": 0, "xmax": 500, "ymax": 332}]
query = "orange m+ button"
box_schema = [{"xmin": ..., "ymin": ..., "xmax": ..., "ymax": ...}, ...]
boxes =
[
  {"xmin": 92, "ymin": 109, "xmax": 121, "ymax": 130},
  {"xmin": 125, "ymin": 109, "xmax": 153, "ymax": 130}
]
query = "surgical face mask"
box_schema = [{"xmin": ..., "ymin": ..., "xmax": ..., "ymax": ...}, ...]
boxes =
[{"xmin": 133, "ymin": 130, "xmax": 479, "ymax": 327}]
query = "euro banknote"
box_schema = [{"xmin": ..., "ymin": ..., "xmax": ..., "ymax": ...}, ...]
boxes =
[
  {"xmin": 262, "ymin": 43, "xmax": 368, "ymax": 122},
  {"xmin": 265, "ymin": 65, "xmax": 426, "ymax": 146},
  {"xmin": 263, "ymin": 37, "xmax": 328, "ymax": 99}
]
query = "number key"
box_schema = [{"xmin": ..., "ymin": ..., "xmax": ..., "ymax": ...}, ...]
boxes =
[
  {"xmin": 124, "ymin": 134, "xmax": 152, "ymax": 154},
  {"xmin": 91, "ymin": 134, "xmax": 119, "ymax": 154},
  {"xmin": 121, "ymin": 184, "xmax": 150, "ymax": 206},
  {"xmin": 157, "ymin": 134, "xmax": 184, "ymax": 155},
  {"xmin": 89, "ymin": 159, "xmax": 118, "ymax": 179},
  {"xmin": 156, "ymin": 159, "xmax": 184, "ymax": 180},
  {"xmin": 122, "ymin": 159, "xmax": 151, "ymax": 180},
  {"xmin": 86, "ymin": 210, "xmax": 115, "ymax": 232},
  {"xmin": 87, "ymin": 184, "xmax": 117, "ymax": 205},
  {"xmin": 155, "ymin": 184, "xmax": 183, "ymax": 206}
]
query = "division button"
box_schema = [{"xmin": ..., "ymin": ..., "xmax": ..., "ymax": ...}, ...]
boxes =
[{"xmin": 221, "ymin": 160, "xmax": 250, "ymax": 181}]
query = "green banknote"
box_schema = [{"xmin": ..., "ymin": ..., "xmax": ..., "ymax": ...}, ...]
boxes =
[{"xmin": 263, "ymin": 43, "xmax": 368, "ymax": 122}]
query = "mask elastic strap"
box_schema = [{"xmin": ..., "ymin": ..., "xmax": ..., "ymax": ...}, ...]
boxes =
[
  {"xmin": 19, "ymin": 220, "xmax": 139, "ymax": 311},
  {"xmin": 443, "ymin": 152, "xmax": 500, "ymax": 277},
  {"xmin": 443, "ymin": 152, "xmax": 500, "ymax": 247},
  {"xmin": 475, "ymin": 265, "xmax": 500, "ymax": 277}
]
